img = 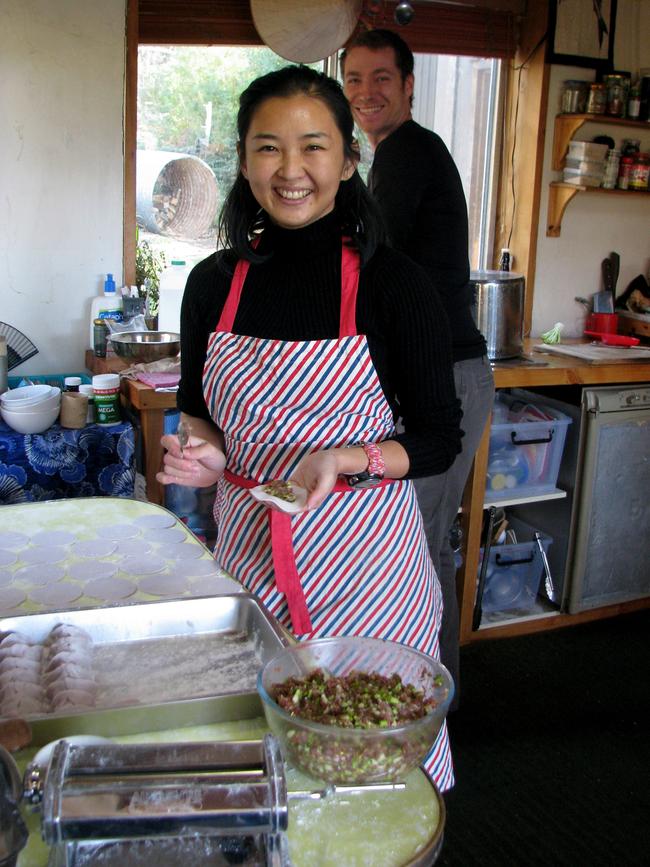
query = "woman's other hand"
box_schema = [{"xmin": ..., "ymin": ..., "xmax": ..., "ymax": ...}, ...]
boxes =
[
  {"xmin": 290, "ymin": 450, "xmax": 341, "ymax": 510},
  {"xmin": 157, "ymin": 433, "xmax": 226, "ymax": 488}
]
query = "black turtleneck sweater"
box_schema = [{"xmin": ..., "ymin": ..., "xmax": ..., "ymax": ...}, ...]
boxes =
[{"xmin": 177, "ymin": 211, "xmax": 462, "ymax": 478}]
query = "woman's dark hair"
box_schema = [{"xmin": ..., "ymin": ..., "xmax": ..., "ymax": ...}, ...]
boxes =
[{"xmin": 218, "ymin": 65, "xmax": 385, "ymax": 265}]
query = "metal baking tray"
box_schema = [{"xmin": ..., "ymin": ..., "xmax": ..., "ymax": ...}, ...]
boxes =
[{"xmin": 0, "ymin": 593, "xmax": 288, "ymax": 745}]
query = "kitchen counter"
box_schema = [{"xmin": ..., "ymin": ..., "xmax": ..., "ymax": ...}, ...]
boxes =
[{"xmin": 458, "ymin": 338, "xmax": 650, "ymax": 644}]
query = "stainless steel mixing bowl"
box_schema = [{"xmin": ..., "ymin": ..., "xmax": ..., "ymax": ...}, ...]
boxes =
[{"xmin": 109, "ymin": 331, "xmax": 180, "ymax": 364}]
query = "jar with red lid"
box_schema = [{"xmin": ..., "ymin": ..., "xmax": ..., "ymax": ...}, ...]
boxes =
[
  {"xmin": 617, "ymin": 155, "xmax": 635, "ymax": 190},
  {"xmin": 629, "ymin": 153, "xmax": 649, "ymax": 191}
]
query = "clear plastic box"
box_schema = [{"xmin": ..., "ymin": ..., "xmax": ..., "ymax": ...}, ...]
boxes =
[
  {"xmin": 479, "ymin": 517, "xmax": 553, "ymax": 613},
  {"xmin": 486, "ymin": 392, "xmax": 572, "ymax": 499}
]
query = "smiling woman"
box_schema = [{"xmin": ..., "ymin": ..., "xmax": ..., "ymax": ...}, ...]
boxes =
[{"xmin": 240, "ymin": 94, "xmax": 355, "ymax": 230}]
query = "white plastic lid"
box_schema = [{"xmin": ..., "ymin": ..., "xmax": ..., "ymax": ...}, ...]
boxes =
[
  {"xmin": 79, "ymin": 384, "xmax": 94, "ymax": 396},
  {"xmin": 64, "ymin": 376, "xmax": 82, "ymax": 386},
  {"xmin": 92, "ymin": 374, "xmax": 120, "ymax": 389}
]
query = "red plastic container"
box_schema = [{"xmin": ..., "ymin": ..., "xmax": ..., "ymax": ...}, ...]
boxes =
[{"xmin": 585, "ymin": 313, "xmax": 619, "ymax": 334}]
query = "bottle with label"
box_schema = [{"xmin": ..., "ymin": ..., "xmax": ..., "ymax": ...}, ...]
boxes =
[
  {"xmin": 63, "ymin": 376, "xmax": 81, "ymax": 393},
  {"xmin": 499, "ymin": 248, "xmax": 511, "ymax": 272},
  {"xmin": 158, "ymin": 259, "xmax": 192, "ymax": 334},
  {"xmin": 89, "ymin": 274, "xmax": 123, "ymax": 350},
  {"xmin": 79, "ymin": 384, "xmax": 95, "ymax": 423},
  {"xmin": 627, "ymin": 81, "xmax": 641, "ymax": 120}
]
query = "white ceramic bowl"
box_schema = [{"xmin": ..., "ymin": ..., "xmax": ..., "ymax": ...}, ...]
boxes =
[
  {"xmin": 0, "ymin": 402, "xmax": 60, "ymax": 434},
  {"xmin": 0, "ymin": 384, "xmax": 54, "ymax": 407},
  {"xmin": 1, "ymin": 388, "xmax": 61, "ymax": 414}
]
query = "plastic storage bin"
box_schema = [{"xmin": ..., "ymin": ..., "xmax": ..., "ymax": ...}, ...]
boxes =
[
  {"xmin": 479, "ymin": 517, "xmax": 553, "ymax": 613},
  {"xmin": 486, "ymin": 392, "xmax": 572, "ymax": 499}
]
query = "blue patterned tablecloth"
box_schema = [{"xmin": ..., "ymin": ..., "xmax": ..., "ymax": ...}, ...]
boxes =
[{"xmin": 0, "ymin": 421, "xmax": 135, "ymax": 504}]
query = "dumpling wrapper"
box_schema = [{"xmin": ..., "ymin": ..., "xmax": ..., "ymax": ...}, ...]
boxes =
[{"xmin": 250, "ymin": 481, "xmax": 308, "ymax": 515}]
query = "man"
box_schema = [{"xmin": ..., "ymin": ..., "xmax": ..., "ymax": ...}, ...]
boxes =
[{"xmin": 341, "ymin": 29, "xmax": 495, "ymax": 707}]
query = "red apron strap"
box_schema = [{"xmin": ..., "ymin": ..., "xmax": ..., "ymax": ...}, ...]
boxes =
[
  {"xmin": 224, "ymin": 469, "xmax": 313, "ymax": 635},
  {"xmin": 217, "ymin": 257, "xmax": 250, "ymax": 333},
  {"xmin": 339, "ymin": 242, "xmax": 360, "ymax": 338},
  {"xmin": 269, "ymin": 510, "xmax": 313, "ymax": 635}
]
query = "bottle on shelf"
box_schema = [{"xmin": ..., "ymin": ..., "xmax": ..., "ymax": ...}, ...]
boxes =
[
  {"xmin": 499, "ymin": 248, "xmax": 511, "ymax": 272},
  {"xmin": 89, "ymin": 274, "xmax": 123, "ymax": 350}
]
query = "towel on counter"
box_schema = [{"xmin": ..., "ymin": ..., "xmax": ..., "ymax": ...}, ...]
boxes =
[{"xmin": 135, "ymin": 371, "xmax": 180, "ymax": 389}]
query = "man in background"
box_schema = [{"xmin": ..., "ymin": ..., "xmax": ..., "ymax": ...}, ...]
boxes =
[{"xmin": 341, "ymin": 29, "xmax": 494, "ymax": 707}]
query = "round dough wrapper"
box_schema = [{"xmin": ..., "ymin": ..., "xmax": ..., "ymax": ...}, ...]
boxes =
[
  {"xmin": 138, "ymin": 574, "xmax": 188, "ymax": 597},
  {"xmin": 0, "ymin": 569, "xmax": 14, "ymax": 587},
  {"xmin": 14, "ymin": 564, "xmax": 66, "ymax": 586},
  {"xmin": 0, "ymin": 587, "xmax": 27, "ymax": 610},
  {"xmin": 189, "ymin": 575, "xmax": 240, "ymax": 596},
  {"xmin": 31, "ymin": 530, "xmax": 77, "ymax": 547},
  {"xmin": 84, "ymin": 576, "xmax": 137, "ymax": 601},
  {"xmin": 133, "ymin": 513, "xmax": 176, "ymax": 529},
  {"xmin": 29, "ymin": 583, "xmax": 83, "ymax": 607},
  {"xmin": 0, "ymin": 531, "xmax": 29, "ymax": 548},
  {"xmin": 115, "ymin": 539, "xmax": 152, "ymax": 557},
  {"xmin": 73, "ymin": 539, "xmax": 117, "ymax": 558},
  {"xmin": 68, "ymin": 561, "xmax": 118, "ymax": 582},
  {"xmin": 21, "ymin": 546, "xmax": 67, "ymax": 565},
  {"xmin": 0, "ymin": 550, "xmax": 17, "ymax": 567},
  {"xmin": 119, "ymin": 555, "xmax": 167, "ymax": 575},
  {"xmin": 142, "ymin": 527, "xmax": 187, "ymax": 544},
  {"xmin": 96, "ymin": 523, "xmax": 141, "ymax": 540},
  {"xmin": 169, "ymin": 558, "xmax": 222, "ymax": 578},
  {"xmin": 156, "ymin": 543, "xmax": 204, "ymax": 561}
]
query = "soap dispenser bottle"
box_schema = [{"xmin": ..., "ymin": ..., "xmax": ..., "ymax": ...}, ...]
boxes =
[{"xmin": 89, "ymin": 274, "xmax": 123, "ymax": 350}]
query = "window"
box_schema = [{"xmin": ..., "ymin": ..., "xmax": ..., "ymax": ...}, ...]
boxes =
[{"xmin": 136, "ymin": 45, "xmax": 501, "ymax": 272}]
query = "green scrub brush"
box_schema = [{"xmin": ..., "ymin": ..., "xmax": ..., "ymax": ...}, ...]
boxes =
[{"xmin": 540, "ymin": 322, "xmax": 564, "ymax": 344}]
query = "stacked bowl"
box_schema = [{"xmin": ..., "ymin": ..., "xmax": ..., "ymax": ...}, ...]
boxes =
[{"xmin": 0, "ymin": 384, "xmax": 61, "ymax": 433}]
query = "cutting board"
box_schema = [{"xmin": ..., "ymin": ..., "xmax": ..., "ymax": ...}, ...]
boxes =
[{"xmin": 534, "ymin": 343, "xmax": 650, "ymax": 364}]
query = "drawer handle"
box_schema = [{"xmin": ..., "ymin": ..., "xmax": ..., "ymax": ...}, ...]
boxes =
[
  {"xmin": 511, "ymin": 430, "xmax": 554, "ymax": 446},
  {"xmin": 495, "ymin": 552, "xmax": 534, "ymax": 566}
]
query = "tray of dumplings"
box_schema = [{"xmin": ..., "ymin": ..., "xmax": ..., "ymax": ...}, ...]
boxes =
[{"xmin": 0, "ymin": 593, "xmax": 288, "ymax": 745}]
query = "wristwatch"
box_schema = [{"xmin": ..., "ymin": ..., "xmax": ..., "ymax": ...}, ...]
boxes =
[{"xmin": 344, "ymin": 442, "xmax": 385, "ymax": 489}]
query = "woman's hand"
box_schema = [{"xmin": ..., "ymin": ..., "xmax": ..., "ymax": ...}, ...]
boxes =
[
  {"xmin": 290, "ymin": 450, "xmax": 342, "ymax": 510},
  {"xmin": 156, "ymin": 433, "xmax": 226, "ymax": 488}
]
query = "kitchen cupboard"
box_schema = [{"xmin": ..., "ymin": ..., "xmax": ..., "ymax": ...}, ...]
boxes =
[
  {"xmin": 457, "ymin": 339, "xmax": 650, "ymax": 643},
  {"xmin": 547, "ymin": 113, "xmax": 650, "ymax": 237}
]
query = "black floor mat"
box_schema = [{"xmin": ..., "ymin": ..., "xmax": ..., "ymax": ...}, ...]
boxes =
[{"xmin": 438, "ymin": 609, "xmax": 650, "ymax": 866}]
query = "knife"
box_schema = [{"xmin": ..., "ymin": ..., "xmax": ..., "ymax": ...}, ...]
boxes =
[{"xmin": 609, "ymin": 251, "xmax": 620, "ymax": 307}]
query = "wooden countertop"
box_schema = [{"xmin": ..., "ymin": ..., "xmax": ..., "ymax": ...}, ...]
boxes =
[{"xmin": 492, "ymin": 338, "xmax": 650, "ymax": 388}]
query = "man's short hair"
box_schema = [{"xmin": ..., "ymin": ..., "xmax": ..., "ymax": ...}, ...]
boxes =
[{"xmin": 340, "ymin": 28, "xmax": 415, "ymax": 81}]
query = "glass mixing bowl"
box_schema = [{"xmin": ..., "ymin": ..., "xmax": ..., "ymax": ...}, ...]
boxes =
[{"xmin": 257, "ymin": 636, "xmax": 453, "ymax": 784}]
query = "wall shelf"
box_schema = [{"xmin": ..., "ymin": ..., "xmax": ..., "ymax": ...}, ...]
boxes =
[
  {"xmin": 552, "ymin": 113, "xmax": 650, "ymax": 170},
  {"xmin": 547, "ymin": 114, "xmax": 650, "ymax": 237},
  {"xmin": 547, "ymin": 183, "xmax": 650, "ymax": 237}
]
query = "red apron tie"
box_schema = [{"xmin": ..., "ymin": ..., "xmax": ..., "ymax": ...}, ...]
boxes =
[{"xmin": 223, "ymin": 469, "xmax": 392, "ymax": 635}]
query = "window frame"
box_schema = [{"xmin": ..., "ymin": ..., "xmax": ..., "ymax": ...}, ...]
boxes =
[{"xmin": 125, "ymin": 0, "xmax": 548, "ymax": 331}]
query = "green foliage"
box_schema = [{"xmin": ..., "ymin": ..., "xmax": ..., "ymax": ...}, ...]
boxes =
[
  {"xmin": 135, "ymin": 237, "xmax": 166, "ymax": 314},
  {"xmin": 138, "ymin": 46, "xmax": 316, "ymax": 204}
]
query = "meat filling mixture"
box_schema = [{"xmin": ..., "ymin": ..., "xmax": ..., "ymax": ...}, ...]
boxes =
[
  {"xmin": 263, "ymin": 480, "xmax": 297, "ymax": 503},
  {"xmin": 273, "ymin": 668, "xmax": 441, "ymax": 728}
]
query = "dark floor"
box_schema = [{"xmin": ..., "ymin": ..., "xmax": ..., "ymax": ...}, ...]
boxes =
[{"xmin": 438, "ymin": 609, "xmax": 650, "ymax": 867}]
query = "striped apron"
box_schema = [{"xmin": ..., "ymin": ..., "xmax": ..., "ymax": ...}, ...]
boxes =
[{"xmin": 202, "ymin": 243, "xmax": 453, "ymax": 790}]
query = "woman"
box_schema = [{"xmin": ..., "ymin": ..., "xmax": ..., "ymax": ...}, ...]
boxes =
[{"xmin": 157, "ymin": 66, "xmax": 461, "ymax": 790}]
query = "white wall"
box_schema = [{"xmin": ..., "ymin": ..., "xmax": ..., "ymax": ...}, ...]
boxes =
[
  {"xmin": 0, "ymin": 0, "xmax": 125, "ymax": 376},
  {"xmin": 532, "ymin": 0, "xmax": 650, "ymax": 338}
]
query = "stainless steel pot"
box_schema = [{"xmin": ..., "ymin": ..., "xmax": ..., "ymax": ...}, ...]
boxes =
[{"xmin": 471, "ymin": 270, "xmax": 525, "ymax": 360}]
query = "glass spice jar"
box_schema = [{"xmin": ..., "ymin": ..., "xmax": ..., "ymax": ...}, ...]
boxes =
[
  {"xmin": 561, "ymin": 80, "xmax": 589, "ymax": 114},
  {"xmin": 605, "ymin": 75, "xmax": 627, "ymax": 117},
  {"xmin": 617, "ymin": 155, "xmax": 635, "ymax": 190},
  {"xmin": 629, "ymin": 152, "xmax": 650, "ymax": 191},
  {"xmin": 586, "ymin": 82, "xmax": 607, "ymax": 114}
]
